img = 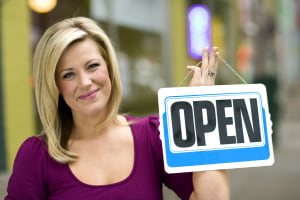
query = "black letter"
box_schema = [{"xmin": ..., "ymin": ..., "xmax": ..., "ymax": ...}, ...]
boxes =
[
  {"xmin": 233, "ymin": 98, "xmax": 262, "ymax": 143},
  {"xmin": 171, "ymin": 101, "xmax": 195, "ymax": 147},
  {"xmin": 193, "ymin": 101, "xmax": 216, "ymax": 146},
  {"xmin": 216, "ymin": 100, "xmax": 236, "ymax": 144}
]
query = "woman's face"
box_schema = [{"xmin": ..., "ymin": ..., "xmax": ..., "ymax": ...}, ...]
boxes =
[{"xmin": 55, "ymin": 37, "xmax": 112, "ymax": 118}]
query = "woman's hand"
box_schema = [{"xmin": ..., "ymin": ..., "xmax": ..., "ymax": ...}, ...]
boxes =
[
  {"xmin": 188, "ymin": 47, "xmax": 219, "ymax": 87},
  {"xmin": 190, "ymin": 170, "xmax": 230, "ymax": 200}
]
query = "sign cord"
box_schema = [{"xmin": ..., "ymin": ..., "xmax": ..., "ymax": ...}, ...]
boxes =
[{"xmin": 216, "ymin": 54, "xmax": 248, "ymax": 84}]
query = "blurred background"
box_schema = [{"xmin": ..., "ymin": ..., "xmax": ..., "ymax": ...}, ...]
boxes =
[{"xmin": 0, "ymin": 0, "xmax": 300, "ymax": 199}]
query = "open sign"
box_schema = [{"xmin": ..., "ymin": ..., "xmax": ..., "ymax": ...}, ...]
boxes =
[{"xmin": 158, "ymin": 84, "xmax": 274, "ymax": 173}]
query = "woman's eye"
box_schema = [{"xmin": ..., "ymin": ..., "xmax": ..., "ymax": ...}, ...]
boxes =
[
  {"xmin": 87, "ymin": 63, "xmax": 100, "ymax": 70},
  {"xmin": 63, "ymin": 72, "xmax": 75, "ymax": 79}
]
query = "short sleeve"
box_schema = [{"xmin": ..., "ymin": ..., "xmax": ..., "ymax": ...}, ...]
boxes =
[
  {"xmin": 5, "ymin": 136, "xmax": 48, "ymax": 200},
  {"xmin": 147, "ymin": 116, "xmax": 194, "ymax": 200}
]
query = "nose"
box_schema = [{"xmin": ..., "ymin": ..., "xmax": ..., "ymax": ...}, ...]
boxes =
[{"xmin": 78, "ymin": 72, "xmax": 92, "ymax": 87}]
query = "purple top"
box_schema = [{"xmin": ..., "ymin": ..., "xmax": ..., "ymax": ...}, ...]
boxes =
[{"xmin": 5, "ymin": 115, "xmax": 193, "ymax": 200}]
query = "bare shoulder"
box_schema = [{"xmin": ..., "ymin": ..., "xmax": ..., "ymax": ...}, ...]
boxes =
[{"xmin": 111, "ymin": 115, "xmax": 133, "ymax": 145}]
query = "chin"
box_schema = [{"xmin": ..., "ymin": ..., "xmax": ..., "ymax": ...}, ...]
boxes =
[{"xmin": 85, "ymin": 103, "xmax": 108, "ymax": 116}]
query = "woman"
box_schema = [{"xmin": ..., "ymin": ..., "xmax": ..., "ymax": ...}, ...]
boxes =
[{"xmin": 5, "ymin": 17, "xmax": 229, "ymax": 200}]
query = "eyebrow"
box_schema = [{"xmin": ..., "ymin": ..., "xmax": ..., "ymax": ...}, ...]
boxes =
[{"xmin": 85, "ymin": 58, "xmax": 101, "ymax": 66}]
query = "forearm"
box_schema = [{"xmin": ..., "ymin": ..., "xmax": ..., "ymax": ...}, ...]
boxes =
[{"xmin": 190, "ymin": 170, "xmax": 230, "ymax": 200}]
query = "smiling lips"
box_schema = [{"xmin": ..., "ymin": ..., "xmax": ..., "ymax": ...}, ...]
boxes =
[{"xmin": 78, "ymin": 89, "xmax": 99, "ymax": 100}]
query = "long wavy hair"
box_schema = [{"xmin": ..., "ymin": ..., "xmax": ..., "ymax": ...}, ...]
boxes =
[{"xmin": 32, "ymin": 17, "xmax": 123, "ymax": 163}]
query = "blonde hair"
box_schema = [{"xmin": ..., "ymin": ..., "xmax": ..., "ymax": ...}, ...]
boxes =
[{"xmin": 33, "ymin": 17, "xmax": 123, "ymax": 163}]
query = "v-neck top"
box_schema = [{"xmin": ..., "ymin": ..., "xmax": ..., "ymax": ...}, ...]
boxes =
[{"xmin": 5, "ymin": 115, "xmax": 193, "ymax": 200}]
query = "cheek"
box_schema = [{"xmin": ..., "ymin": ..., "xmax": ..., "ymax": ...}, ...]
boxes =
[
  {"xmin": 58, "ymin": 82, "xmax": 75, "ymax": 100},
  {"xmin": 96, "ymin": 68, "xmax": 111, "ymax": 85}
]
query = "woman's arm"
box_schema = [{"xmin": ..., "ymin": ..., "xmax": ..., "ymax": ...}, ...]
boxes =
[
  {"xmin": 5, "ymin": 136, "xmax": 47, "ymax": 200},
  {"xmin": 190, "ymin": 170, "xmax": 230, "ymax": 200},
  {"xmin": 188, "ymin": 47, "xmax": 230, "ymax": 200}
]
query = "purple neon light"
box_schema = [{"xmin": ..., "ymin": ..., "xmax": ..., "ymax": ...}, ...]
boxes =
[{"xmin": 187, "ymin": 5, "xmax": 211, "ymax": 59}]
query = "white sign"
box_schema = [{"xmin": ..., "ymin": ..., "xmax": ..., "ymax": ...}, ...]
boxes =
[{"xmin": 158, "ymin": 84, "xmax": 274, "ymax": 173}]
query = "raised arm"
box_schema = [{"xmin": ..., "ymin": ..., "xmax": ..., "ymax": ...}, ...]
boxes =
[{"xmin": 188, "ymin": 47, "xmax": 230, "ymax": 200}]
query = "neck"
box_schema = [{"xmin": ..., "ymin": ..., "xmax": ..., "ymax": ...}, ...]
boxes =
[{"xmin": 71, "ymin": 110, "xmax": 111, "ymax": 140}]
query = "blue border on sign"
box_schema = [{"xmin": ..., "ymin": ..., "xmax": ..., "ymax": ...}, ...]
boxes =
[{"xmin": 162, "ymin": 92, "xmax": 271, "ymax": 167}]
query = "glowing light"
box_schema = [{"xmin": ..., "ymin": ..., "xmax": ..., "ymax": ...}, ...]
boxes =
[
  {"xmin": 187, "ymin": 5, "xmax": 211, "ymax": 59},
  {"xmin": 28, "ymin": 0, "xmax": 57, "ymax": 13}
]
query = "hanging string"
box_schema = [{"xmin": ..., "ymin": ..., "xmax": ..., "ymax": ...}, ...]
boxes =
[
  {"xmin": 216, "ymin": 54, "xmax": 248, "ymax": 84},
  {"xmin": 177, "ymin": 53, "xmax": 248, "ymax": 86}
]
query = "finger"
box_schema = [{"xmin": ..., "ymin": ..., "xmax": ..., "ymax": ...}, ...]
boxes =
[
  {"xmin": 201, "ymin": 47, "xmax": 209, "ymax": 70},
  {"xmin": 209, "ymin": 47, "xmax": 218, "ymax": 69},
  {"xmin": 188, "ymin": 66, "xmax": 202, "ymax": 86},
  {"xmin": 214, "ymin": 51, "xmax": 220, "ymax": 71},
  {"xmin": 200, "ymin": 47, "xmax": 209, "ymax": 80},
  {"xmin": 187, "ymin": 65, "xmax": 196, "ymax": 71}
]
